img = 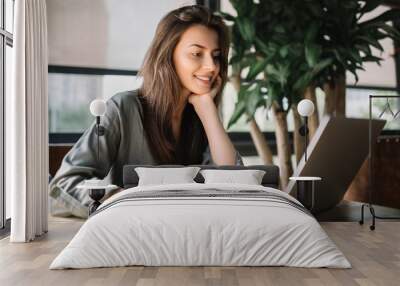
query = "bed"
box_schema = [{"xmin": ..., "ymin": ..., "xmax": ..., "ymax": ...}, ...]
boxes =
[{"xmin": 49, "ymin": 165, "xmax": 350, "ymax": 269}]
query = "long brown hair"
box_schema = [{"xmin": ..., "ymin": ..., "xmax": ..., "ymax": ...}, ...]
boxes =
[{"xmin": 138, "ymin": 5, "xmax": 230, "ymax": 164}]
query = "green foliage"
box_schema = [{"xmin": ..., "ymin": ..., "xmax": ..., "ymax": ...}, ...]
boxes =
[
  {"xmin": 220, "ymin": 0, "xmax": 400, "ymax": 129},
  {"xmin": 317, "ymin": 0, "xmax": 400, "ymax": 84}
]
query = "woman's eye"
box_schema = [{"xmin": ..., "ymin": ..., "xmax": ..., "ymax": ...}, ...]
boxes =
[{"xmin": 192, "ymin": 52, "xmax": 201, "ymax": 57}]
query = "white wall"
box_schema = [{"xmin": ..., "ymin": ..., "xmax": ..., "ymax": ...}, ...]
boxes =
[{"xmin": 47, "ymin": 0, "xmax": 195, "ymax": 70}]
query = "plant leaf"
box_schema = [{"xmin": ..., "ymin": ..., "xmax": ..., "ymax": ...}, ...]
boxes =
[
  {"xmin": 362, "ymin": 55, "xmax": 382, "ymax": 64},
  {"xmin": 228, "ymin": 100, "xmax": 246, "ymax": 129},
  {"xmin": 218, "ymin": 11, "xmax": 236, "ymax": 22},
  {"xmin": 246, "ymin": 58, "xmax": 269, "ymax": 81},
  {"xmin": 245, "ymin": 85, "xmax": 262, "ymax": 117},
  {"xmin": 237, "ymin": 18, "xmax": 255, "ymax": 44},
  {"xmin": 360, "ymin": 9, "xmax": 400, "ymax": 27},
  {"xmin": 279, "ymin": 45, "xmax": 290, "ymax": 58},
  {"xmin": 359, "ymin": 0, "xmax": 383, "ymax": 13},
  {"xmin": 379, "ymin": 24, "xmax": 400, "ymax": 40},
  {"xmin": 305, "ymin": 43, "xmax": 322, "ymax": 67},
  {"xmin": 355, "ymin": 35, "xmax": 384, "ymax": 51}
]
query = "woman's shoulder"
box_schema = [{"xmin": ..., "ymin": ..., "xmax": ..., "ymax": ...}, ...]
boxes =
[
  {"xmin": 109, "ymin": 89, "xmax": 141, "ymax": 106},
  {"xmin": 108, "ymin": 89, "xmax": 144, "ymax": 117}
]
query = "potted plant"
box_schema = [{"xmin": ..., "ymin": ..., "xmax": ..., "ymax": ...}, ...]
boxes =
[{"xmin": 220, "ymin": 0, "xmax": 400, "ymax": 187}]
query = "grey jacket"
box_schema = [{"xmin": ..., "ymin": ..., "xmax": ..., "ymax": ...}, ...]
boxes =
[{"xmin": 49, "ymin": 90, "xmax": 243, "ymax": 218}]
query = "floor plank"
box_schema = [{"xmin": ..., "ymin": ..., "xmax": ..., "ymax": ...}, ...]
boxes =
[{"xmin": 0, "ymin": 217, "xmax": 399, "ymax": 286}]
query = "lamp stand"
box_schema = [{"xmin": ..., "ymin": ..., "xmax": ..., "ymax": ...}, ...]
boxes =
[
  {"xmin": 94, "ymin": 116, "xmax": 105, "ymax": 162},
  {"xmin": 299, "ymin": 116, "xmax": 309, "ymax": 162},
  {"xmin": 88, "ymin": 116, "xmax": 106, "ymax": 216},
  {"xmin": 88, "ymin": 188, "xmax": 105, "ymax": 215}
]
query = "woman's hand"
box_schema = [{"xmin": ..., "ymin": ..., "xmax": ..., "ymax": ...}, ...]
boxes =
[
  {"xmin": 188, "ymin": 76, "xmax": 221, "ymax": 109},
  {"xmin": 186, "ymin": 75, "xmax": 237, "ymax": 165}
]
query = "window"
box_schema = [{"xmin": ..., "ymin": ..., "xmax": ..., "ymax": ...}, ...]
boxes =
[
  {"xmin": 346, "ymin": 87, "xmax": 399, "ymax": 130},
  {"xmin": 5, "ymin": 44, "xmax": 12, "ymax": 221},
  {"xmin": 1, "ymin": 0, "xmax": 14, "ymax": 231},
  {"xmin": 5, "ymin": 0, "xmax": 13, "ymax": 33},
  {"xmin": 49, "ymin": 72, "xmax": 142, "ymax": 133}
]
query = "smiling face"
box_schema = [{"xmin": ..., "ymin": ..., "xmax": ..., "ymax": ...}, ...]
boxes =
[{"xmin": 173, "ymin": 24, "xmax": 221, "ymax": 97}]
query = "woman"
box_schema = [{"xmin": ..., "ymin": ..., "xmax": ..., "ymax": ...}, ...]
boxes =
[{"xmin": 49, "ymin": 5, "xmax": 243, "ymax": 218}]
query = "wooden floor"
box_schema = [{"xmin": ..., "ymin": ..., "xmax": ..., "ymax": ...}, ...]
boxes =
[{"xmin": 0, "ymin": 217, "xmax": 399, "ymax": 286}]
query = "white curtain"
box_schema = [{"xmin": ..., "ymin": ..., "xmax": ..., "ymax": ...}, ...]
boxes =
[{"xmin": 7, "ymin": 0, "xmax": 48, "ymax": 242}]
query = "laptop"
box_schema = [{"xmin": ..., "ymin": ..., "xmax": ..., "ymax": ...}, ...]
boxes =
[{"xmin": 286, "ymin": 116, "xmax": 386, "ymax": 213}]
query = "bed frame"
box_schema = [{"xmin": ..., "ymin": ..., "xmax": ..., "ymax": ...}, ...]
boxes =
[{"xmin": 88, "ymin": 165, "xmax": 280, "ymax": 215}]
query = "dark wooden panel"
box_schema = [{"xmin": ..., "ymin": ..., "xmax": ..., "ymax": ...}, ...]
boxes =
[
  {"xmin": 49, "ymin": 145, "xmax": 73, "ymax": 178},
  {"xmin": 345, "ymin": 138, "xmax": 400, "ymax": 208}
]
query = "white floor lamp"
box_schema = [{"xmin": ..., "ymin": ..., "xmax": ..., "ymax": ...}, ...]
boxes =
[{"xmin": 297, "ymin": 99, "xmax": 315, "ymax": 162}]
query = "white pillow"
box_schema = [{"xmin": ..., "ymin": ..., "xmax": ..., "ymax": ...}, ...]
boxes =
[
  {"xmin": 135, "ymin": 167, "xmax": 201, "ymax": 186},
  {"xmin": 200, "ymin": 169, "xmax": 266, "ymax": 185}
]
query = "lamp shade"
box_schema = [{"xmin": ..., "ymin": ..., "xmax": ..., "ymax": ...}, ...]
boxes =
[
  {"xmin": 297, "ymin": 99, "xmax": 315, "ymax": 117},
  {"xmin": 90, "ymin": 99, "xmax": 106, "ymax": 116}
]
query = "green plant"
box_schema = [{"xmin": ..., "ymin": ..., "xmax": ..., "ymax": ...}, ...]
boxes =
[
  {"xmin": 315, "ymin": 0, "xmax": 400, "ymax": 115},
  {"xmin": 224, "ymin": 0, "xmax": 400, "ymax": 123},
  {"xmin": 223, "ymin": 0, "xmax": 330, "ymax": 128},
  {"xmin": 219, "ymin": 0, "xmax": 400, "ymax": 185},
  {"xmin": 319, "ymin": 0, "xmax": 400, "ymax": 83},
  {"xmin": 221, "ymin": 0, "xmax": 333, "ymax": 185}
]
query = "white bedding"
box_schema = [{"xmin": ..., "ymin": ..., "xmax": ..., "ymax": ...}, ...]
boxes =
[{"xmin": 49, "ymin": 183, "xmax": 351, "ymax": 269}]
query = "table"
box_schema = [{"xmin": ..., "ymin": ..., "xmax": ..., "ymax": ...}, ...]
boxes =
[
  {"xmin": 77, "ymin": 184, "xmax": 113, "ymax": 215},
  {"xmin": 289, "ymin": 176, "xmax": 322, "ymax": 211}
]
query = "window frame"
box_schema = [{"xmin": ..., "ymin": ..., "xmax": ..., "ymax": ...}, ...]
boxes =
[
  {"xmin": 1, "ymin": 0, "xmax": 14, "ymax": 235},
  {"xmin": 394, "ymin": 18, "xmax": 400, "ymax": 95}
]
